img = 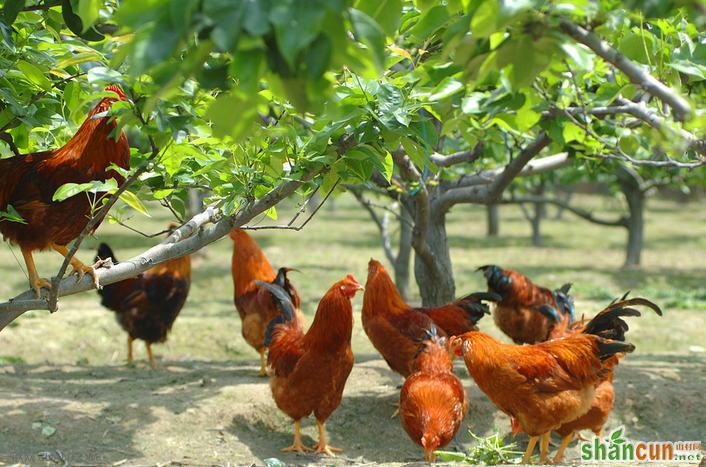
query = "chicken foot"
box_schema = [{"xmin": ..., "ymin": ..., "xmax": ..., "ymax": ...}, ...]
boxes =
[
  {"xmin": 312, "ymin": 419, "xmax": 342, "ymax": 457},
  {"xmin": 21, "ymin": 248, "xmax": 52, "ymax": 298},
  {"xmin": 52, "ymin": 244, "xmax": 101, "ymax": 289},
  {"xmin": 282, "ymin": 420, "xmax": 314, "ymax": 455}
]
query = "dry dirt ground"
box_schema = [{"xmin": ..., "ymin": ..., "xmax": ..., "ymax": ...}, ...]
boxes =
[{"xmin": 1, "ymin": 336, "xmax": 705, "ymax": 467}]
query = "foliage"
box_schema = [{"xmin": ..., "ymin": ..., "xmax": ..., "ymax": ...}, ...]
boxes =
[
  {"xmin": 2, "ymin": 0, "xmax": 706, "ymax": 312},
  {"xmin": 436, "ymin": 427, "xmax": 525, "ymax": 464}
]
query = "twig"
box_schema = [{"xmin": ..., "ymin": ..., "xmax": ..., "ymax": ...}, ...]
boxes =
[{"xmin": 559, "ymin": 18, "xmax": 692, "ymax": 121}]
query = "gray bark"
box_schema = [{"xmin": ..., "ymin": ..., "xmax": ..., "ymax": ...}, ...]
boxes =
[
  {"xmin": 616, "ymin": 166, "xmax": 645, "ymax": 266},
  {"xmin": 487, "ymin": 204, "xmax": 500, "ymax": 237},
  {"xmin": 413, "ymin": 211, "xmax": 455, "ymax": 306}
]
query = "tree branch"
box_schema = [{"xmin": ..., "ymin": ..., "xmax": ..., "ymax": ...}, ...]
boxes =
[
  {"xmin": 0, "ymin": 140, "xmax": 347, "ymax": 329},
  {"xmin": 428, "ymin": 142, "xmax": 483, "ymax": 168},
  {"xmin": 501, "ymin": 196, "xmax": 629, "ymax": 228},
  {"xmin": 436, "ymin": 131, "xmax": 553, "ymax": 211},
  {"xmin": 559, "ymin": 18, "xmax": 692, "ymax": 122}
]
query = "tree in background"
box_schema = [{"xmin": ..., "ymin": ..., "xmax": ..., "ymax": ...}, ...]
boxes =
[{"xmin": 1, "ymin": 0, "xmax": 705, "ymax": 327}]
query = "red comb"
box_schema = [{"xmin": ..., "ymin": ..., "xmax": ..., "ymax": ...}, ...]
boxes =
[{"xmin": 105, "ymin": 85, "xmax": 127, "ymax": 100}]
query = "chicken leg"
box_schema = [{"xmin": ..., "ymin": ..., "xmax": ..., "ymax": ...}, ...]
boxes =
[
  {"xmin": 539, "ymin": 432, "xmax": 551, "ymax": 463},
  {"xmin": 21, "ymin": 248, "xmax": 52, "ymax": 298},
  {"xmin": 312, "ymin": 419, "xmax": 342, "ymax": 457},
  {"xmin": 127, "ymin": 335, "xmax": 134, "ymax": 363},
  {"xmin": 52, "ymin": 243, "xmax": 100, "ymax": 289},
  {"xmin": 553, "ymin": 431, "xmax": 574, "ymax": 463},
  {"xmin": 146, "ymin": 342, "xmax": 158, "ymax": 367},
  {"xmin": 522, "ymin": 436, "xmax": 538, "ymax": 464},
  {"xmin": 281, "ymin": 420, "xmax": 313, "ymax": 454}
]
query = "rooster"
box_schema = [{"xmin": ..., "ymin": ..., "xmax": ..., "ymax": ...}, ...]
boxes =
[
  {"xmin": 230, "ymin": 229, "xmax": 305, "ymax": 376},
  {"xmin": 257, "ymin": 274, "xmax": 364, "ymax": 456},
  {"xmin": 0, "ymin": 85, "xmax": 130, "ymax": 297},
  {"xmin": 95, "ymin": 229, "xmax": 191, "ymax": 366},
  {"xmin": 544, "ymin": 295, "xmax": 628, "ymax": 463},
  {"xmin": 399, "ymin": 325, "xmax": 468, "ymax": 462},
  {"xmin": 363, "ymin": 259, "xmax": 498, "ymax": 377},
  {"xmin": 478, "ymin": 265, "xmax": 574, "ymax": 344},
  {"xmin": 448, "ymin": 297, "xmax": 662, "ymax": 464}
]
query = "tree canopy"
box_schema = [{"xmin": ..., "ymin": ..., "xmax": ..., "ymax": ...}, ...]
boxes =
[{"xmin": 1, "ymin": 0, "xmax": 705, "ymax": 325}]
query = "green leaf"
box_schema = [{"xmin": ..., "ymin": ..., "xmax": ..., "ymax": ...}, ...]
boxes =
[
  {"xmin": 78, "ymin": 0, "xmax": 100, "ymax": 32},
  {"xmin": 17, "ymin": 61, "xmax": 52, "ymax": 91},
  {"xmin": 4, "ymin": 0, "xmax": 26, "ymax": 25},
  {"xmin": 62, "ymin": 0, "xmax": 105, "ymax": 41},
  {"xmin": 53, "ymin": 182, "xmax": 93, "ymax": 202},
  {"xmin": 203, "ymin": 0, "xmax": 246, "ymax": 53},
  {"xmin": 0, "ymin": 204, "xmax": 26, "ymax": 224},
  {"xmin": 611, "ymin": 427, "xmax": 623, "ymax": 440},
  {"xmin": 42, "ymin": 425, "xmax": 56, "ymax": 437},
  {"xmin": 271, "ymin": 1, "xmax": 326, "ymax": 68},
  {"xmin": 0, "ymin": 16, "xmax": 16, "ymax": 52},
  {"xmin": 354, "ymin": 0, "xmax": 402, "ymax": 37},
  {"xmin": 429, "ymin": 76, "xmax": 464, "ymax": 102},
  {"xmin": 205, "ymin": 93, "xmax": 259, "ymax": 142},
  {"xmin": 409, "ymin": 4, "xmax": 451, "ymax": 42},
  {"xmin": 117, "ymin": 190, "xmax": 151, "ymax": 216},
  {"xmin": 349, "ymin": 8, "xmax": 386, "ymax": 72},
  {"xmin": 619, "ymin": 32, "xmax": 655, "ymax": 65}
]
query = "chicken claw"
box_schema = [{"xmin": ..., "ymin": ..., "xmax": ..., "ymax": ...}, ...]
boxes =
[
  {"xmin": 52, "ymin": 244, "xmax": 101, "ymax": 290},
  {"xmin": 312, "ymin": 419, "xmax": 341, "ymax": 457},
  {"xmin": 282, "ymin": 420, "xmax": 314, "ymax": 455}
]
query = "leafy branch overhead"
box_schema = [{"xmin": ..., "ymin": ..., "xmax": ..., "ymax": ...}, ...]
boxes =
[{"xmin": 1, "ymin": 0, "xmax": 705, "ymax": 316}]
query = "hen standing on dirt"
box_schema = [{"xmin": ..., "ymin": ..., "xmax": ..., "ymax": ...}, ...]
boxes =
[
  {"xmin": 0, "ymin": 85, "xmax": 131, "ymax": 297},
  {"xmin": 478, "ymin": 265, "xmax": 573, "ymax": 344},
  {"xmin": 399, "ymin": 325, "xmax": 468, "ymax": 462},
  {"xmin": 95, "ymin": 232, "xmax": 191, "ymax": 367},
  {"xmin": 258, "ymin": 275, "xmax": 363, "ymax": 456},
  {"xmin": 231, "ymin": 229, "xmax": 305, "ymax": 376}
]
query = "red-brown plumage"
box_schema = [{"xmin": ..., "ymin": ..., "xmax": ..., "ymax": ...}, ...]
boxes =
[
  {"xmin": 267, "ymin": 274, "xmax": 363, "ymax": 456},
  {"xmin": 363, "ymin": 259, "xmax": 495, "ymax": 377},
  {"xmin": 448, "ymin": 297, "xmax": 661, "ymax": 463},
  {"xmin": 230, "ymin": 229, "xmax": 305, "ymax": 376},
  {"xmin": 95, "ymin": 238, "xmax": 191, "ymax": 366},
  {"xmin": 0, "ymin": 85, "xmax": 130, "ymax": 297},
  {"xmin": 478, "ymin": 265, "xmax": 572, "ymax": 344},
  {"xmin": 400, "ymin": 332, "xmax": 468, "ymax": 462}
]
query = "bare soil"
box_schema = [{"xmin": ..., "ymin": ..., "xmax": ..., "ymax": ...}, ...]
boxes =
[{"xmin": 1, "ymin": 343, "xmax": 704, "ymax": 467}]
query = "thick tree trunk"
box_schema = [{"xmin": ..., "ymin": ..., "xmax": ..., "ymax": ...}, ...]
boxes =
[
  {"xmin": 395, "ymin": 207, "xmax": 414, "ymax": 301},
  {"xmin": 616, "ymin": 166, "xmax": 644, "ymax": 266},
  {"xmin": 487, "ymin": 204, "xmax": 500, "ymax": 237},
  {"xmin": 414, "ymin": 211, "xmax": 455, "ymax": 307}
]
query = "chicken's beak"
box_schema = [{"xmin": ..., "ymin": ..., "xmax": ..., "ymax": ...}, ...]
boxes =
[{"xmin": 447, "ymin": 336, "xmax": 461, "ymax": 360}]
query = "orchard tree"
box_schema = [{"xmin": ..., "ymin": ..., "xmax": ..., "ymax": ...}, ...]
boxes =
[{"xmin": 1, "ymin": 0, "xmax": 706, "ymax": 330}]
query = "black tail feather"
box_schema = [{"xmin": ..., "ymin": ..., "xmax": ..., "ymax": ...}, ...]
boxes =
[
  {"xmin": 95, "ymin": 243, "xmax": 117, "ymax": 264},
  {"xmin": 255, "ymin": 280, "xmax": 297, "ymax": 347},
  {"xmin": 457, "ymin": 291, "xmax": 501, "ymax": 324},
  {"xmin": 534, "ymin": 304, "xmax": 562, "ymax": 323},
  {"xmin": 596, "ymin": 338, "xmax": 635, "ymax": 360},
  {"xmin": 477, "ymin": 265, "xmax": 512, "ymax": 294}
]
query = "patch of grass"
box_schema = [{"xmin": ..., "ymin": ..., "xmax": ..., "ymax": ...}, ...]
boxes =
[
  {"xmin": 436, "ymin": 427, "xmax": 525, "ymax": 464},
  {"xmin": 0, "ymin": 355, "xmax": 25, "ymax": 364}
]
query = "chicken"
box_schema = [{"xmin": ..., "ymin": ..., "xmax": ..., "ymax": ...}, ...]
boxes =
[
  {"xmin": 478, "ymin": 265, "xmax": 574, "ymax": 344},
  {"xmin": 95, "ymin": 230, "xmax": 191, "ymax": 366},
  {"xmin": 399, "ymin": 325, "xmax": 468, "ymax": 462},
  {"xmin": 448, "ymin": 297, "xmax": 662, "ymax": 464},
  {"xmin": 544, "ymin": 297, "xmax": 625, "ymax": 463},
  {"xmin": 363, "ymin": 258, "xmax": 498, "ymax": 377},
  {"xmin": 0, "ymin": 85, "xmax": 130, "ymax": 297},
  {"xmin": 257, "ymin": 274, "xmax": 364, "ymax": 456},
  {"xmin": 230, "ymin": 228, "xmax": 305, "ymax": 376}
]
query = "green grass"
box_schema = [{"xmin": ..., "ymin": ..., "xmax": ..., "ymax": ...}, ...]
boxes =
[{"xmin": 0, "ymin": 192, "xmax": 705, "ymax": 363}]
